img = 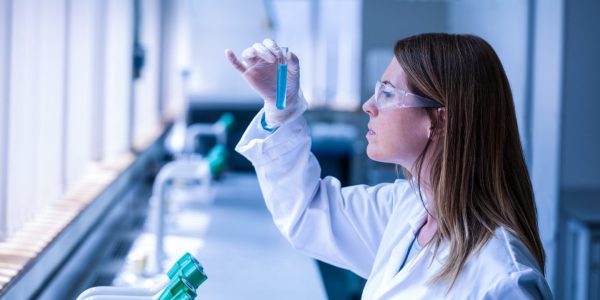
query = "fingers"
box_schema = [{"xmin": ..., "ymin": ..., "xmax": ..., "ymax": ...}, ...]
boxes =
[
  {"xmin": 230, "ymin": 39, "xmax": 292, "ymax": 73},
  {"xmin": 252, "ymin": 42, "xmax": 276, "ymax": 63},
  {"xmin": 288, "ymin": 51, "xmax": 300, "ymax": 74},
  {"xmin": 241, "ymin": 39, "xmax": 284, "ymax": 64},
  {"xmin": 225, "ymin": 49, "xmax": 248, "ymax": 73},
  {"xmin": 263, "ymin": 38, "xmax": 284, "ymax": 62},
  {"xmin": 241, "ymin": 46, "xmax": 257, "ymax": 61}
]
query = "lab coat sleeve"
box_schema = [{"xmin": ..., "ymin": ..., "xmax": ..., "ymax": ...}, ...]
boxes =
[
  {"xmin": 235, "ymin": 110, "xmax": 399, "ymax": 279},
  {"xmin": 481, "ymin": 269, "xmax": 553, "ymax": 300}
]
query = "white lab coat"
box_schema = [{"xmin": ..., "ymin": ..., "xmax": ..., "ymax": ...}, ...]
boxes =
[{"xmin": 235, "ymin": 110, "xmax": 553, "ymax": 299}]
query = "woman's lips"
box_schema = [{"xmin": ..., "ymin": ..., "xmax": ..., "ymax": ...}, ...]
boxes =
[{"xmin": 366, "ymin": 129, "xmax": 376, "ymax": 138}]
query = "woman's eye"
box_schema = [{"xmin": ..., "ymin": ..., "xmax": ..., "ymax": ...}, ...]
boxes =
[{"xmin": 382, "ymin": 90, "xmax": 394, "ymax": 99}]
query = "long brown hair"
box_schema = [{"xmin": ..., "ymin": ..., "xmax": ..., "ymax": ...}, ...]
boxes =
[{"xmin": 394, "ymin": 33, "xmax": 545, "ymax": 287}]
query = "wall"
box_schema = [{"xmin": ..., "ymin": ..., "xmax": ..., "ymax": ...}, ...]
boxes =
[
  {"xmin": 187, "ymin": 0, "xmax": 272, "ymax": 99},
  {"xmin": 530, "ymin": 0, "xmax": 564, "ymax": 292},
  {"xmin": 360, "ymin": 0, "xmax": 447, "ymax": 102},
  {"xmin": 0, "ymin": 0, "xmax": 10, "ymax": 240},
  {"xmin": 560, "ymin": 0, "xmax": 600, "ymax": 189},
  {"xmin": 446, "ymin": 0, "xmax": 530, "ymax": 151}
]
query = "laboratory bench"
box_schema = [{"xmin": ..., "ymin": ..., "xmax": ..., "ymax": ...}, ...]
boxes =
[{"xmin": 40, "ymin": 172, "xmax": 327, "ymax": 300}]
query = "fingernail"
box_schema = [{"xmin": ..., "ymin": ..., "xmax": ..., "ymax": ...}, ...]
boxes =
[{"xmin": 264, "ymin": 38, "xmax": 275, "ymax": 46}]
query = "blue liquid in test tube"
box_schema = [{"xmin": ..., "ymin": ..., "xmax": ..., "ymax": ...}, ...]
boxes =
[{"xmin": 276, "ymin": 47, "xmax": 289, "ymax": 110}]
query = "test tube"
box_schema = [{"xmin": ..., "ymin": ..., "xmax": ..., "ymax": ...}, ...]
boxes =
[{"xmin": 276, "ymin": 47, "xmax": 289, "ymax": 110}]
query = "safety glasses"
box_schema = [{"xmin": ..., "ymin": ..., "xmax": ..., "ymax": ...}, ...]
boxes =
[{"xmin": 374, "ymin": 80, "xmax": 443, "ymax": 110}]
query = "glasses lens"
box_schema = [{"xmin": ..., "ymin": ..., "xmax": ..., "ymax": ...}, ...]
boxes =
[
  {"xmin": 376, "ymin": 82, "xmax": 396, "ymax": 109},
  {"xmin": 373, "ymin": 80, "xmax": 442, "ymax": 110}
]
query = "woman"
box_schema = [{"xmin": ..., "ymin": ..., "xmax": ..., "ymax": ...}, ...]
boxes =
[{"xmin": 225, "ymin": 33, "xmax": 552, "ymax": 299}]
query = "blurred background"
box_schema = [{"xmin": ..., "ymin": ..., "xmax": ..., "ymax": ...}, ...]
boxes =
[{"xmin": 0, "ymin": 0, "xmax": 598, "ymax": 299}]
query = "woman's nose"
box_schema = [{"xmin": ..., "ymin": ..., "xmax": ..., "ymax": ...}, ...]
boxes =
[{"xmin": 362, "ymin": 95, "xmax": 377, "ymax": 117}]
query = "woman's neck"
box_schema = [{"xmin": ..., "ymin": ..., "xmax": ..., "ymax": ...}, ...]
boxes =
[
  {"xmin": 419, "ymin": 214, "xmax": 438, "ymax": 246},
  {"xmin": 418, "ymin": 187, "xmax": 438, "ymax": 246},
  {"xmin": 409, "ymin": 150, "xmax": 439, "ymax": 245}
]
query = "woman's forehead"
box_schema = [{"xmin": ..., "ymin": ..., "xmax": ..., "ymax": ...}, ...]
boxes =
[{"xmin": 382, "ymin": 57, "xmax": 408, "ymax": 88}]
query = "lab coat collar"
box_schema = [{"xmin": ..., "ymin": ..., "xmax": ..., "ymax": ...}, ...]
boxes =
[
  {"xmin": 405, "ymin": 179, "xmax": 427, "ymax": 226},
  {"xmin": 405, "ymin": 179, "xmax": 429, "ymax": 235},
  {"xmin": 405, "ymin": 179, "xmax": 451, "ymax": 263},
  {"xmin": 410, "ymin": 212, "xmax": 451, "ymax": 264}
]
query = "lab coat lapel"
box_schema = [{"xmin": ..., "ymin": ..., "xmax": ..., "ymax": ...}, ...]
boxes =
[
  {"xmin": 379, "ymin": 232, "xmax": 451, "ymax": 298},
  {"xmin": 383, "ymin": 231, "xmax": 417, "ymax": 282},
  {"xmin": 380, "ymin": 211, "xmax": 428, "ymax": 286}
]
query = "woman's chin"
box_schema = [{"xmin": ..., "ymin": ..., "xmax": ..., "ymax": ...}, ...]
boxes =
[
  {"xmin": 366, "ymin": 145, "xmax": 405, "ymax": 165},
  {"xmin": 366, "ymin": 145, "xmax": 383, "ymax": 161}
]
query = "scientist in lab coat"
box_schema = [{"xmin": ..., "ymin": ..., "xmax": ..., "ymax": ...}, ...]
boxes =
[{"xmin": 225, "ymin": 33, "xmax": 552, "ymax": 299}]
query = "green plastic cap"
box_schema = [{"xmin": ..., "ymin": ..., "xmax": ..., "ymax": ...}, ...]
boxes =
[
  {"xmin": 158, "ymin": 277, "xmax": 197, "ymax": 300},
  {"xmin": 167, "ymin": 253, "xmax": 194, "ymax": 279},
  {"xmin": 180, "ymin": 260, "xmax": 207, "ymax": 289},
  {"xmin": 172, "ymin": 290, "xmax": 194, "ymax": 300},
  {"xmin": 207, "ymin": 144, "xmax": 227, "ymax": 177},
  {"xmin": 166, "ymin": 253, "xmax": 208, "ymax": 290}
]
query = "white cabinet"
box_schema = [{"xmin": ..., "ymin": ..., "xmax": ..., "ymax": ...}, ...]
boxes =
[{"xmin": 560, "ymin": 190, "xmax": 600, "ymax": 300}]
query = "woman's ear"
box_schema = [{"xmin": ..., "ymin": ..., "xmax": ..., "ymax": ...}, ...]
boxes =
[{"xmin": 429, "ymin": 108, "xmax": 446, "ymax": 141}]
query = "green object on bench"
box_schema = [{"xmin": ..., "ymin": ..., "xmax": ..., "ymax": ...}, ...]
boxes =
[
  {"xmin": 207, "ymin": 144, "xmax": 227, "ymax": 177},
  {"xmin": 217, "ymin": 113, "xmax": 235, "ymax": 132},
  {"xmin": 167, "ymin": 252, "xmax": 207, "ymax": 289},
  {"xmin": 158, "ymin": 277, "xmax": 196, "ymax": 300},
  {"xmin": 160, "ymin": 253, "xmax": 208, "ymax": 300}
]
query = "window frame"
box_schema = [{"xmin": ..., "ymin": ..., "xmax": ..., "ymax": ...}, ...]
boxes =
[{"xmin": 0, "ymin": 0, "xmax": 12, "ymax": 241}]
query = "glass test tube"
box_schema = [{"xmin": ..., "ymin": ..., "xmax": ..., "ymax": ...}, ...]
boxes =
[{"xmin": 276, "ymin": 47, "xmax": 289, "ymax": 110}]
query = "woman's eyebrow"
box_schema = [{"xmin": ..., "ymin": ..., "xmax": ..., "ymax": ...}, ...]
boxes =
[{"xmin": 381, "ymin": 80, "xmax": 397, "ymax": 88}]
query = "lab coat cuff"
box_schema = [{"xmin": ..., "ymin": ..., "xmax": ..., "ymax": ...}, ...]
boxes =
[{"xmin": 235, "ymin": 108, "xmax": 309, "ymax": 166}]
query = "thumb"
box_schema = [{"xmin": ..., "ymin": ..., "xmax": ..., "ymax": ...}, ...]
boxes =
[
  {"xmin": 225, "ymin": 49, "xmax": 247, "ymax": 73},
  {"xmin": 287, "ymin": 51, "xmax": 300, "ymax": 75}
]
